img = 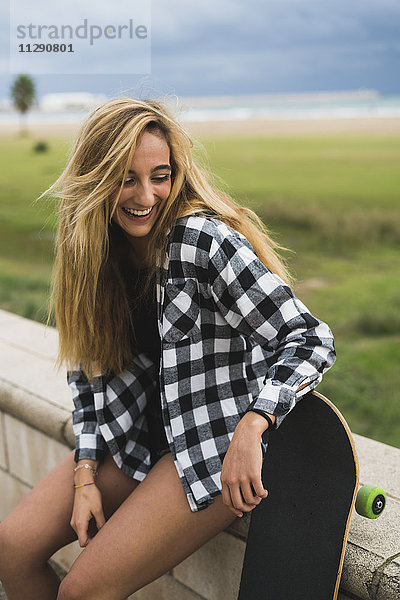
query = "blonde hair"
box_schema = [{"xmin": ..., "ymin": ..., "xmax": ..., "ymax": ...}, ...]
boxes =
[{"xmin": 42, "ymin": 97, "xmax": 291, "ymax": 379}]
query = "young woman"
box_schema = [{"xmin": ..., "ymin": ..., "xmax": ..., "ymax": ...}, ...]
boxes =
[{"xmin": 0, "ymin": 98, "xmax": 335, "ymax": 600}]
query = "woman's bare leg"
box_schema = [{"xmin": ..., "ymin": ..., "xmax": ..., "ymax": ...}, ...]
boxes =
[
  {"xmin": 0, "ymin": 449, "xmax": 140, "ymax": 600},
  {"xmin": 57, "ymin": 453, "xmax": 237, "ymax": 600}
]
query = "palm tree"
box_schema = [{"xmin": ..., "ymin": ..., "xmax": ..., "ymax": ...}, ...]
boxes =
[{"xmin": 10, "ymin": 74, "xmax": 36, "ymax": 135}]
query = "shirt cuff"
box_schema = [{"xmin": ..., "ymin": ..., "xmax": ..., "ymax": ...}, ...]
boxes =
[
  {"xmin": 246, "ymin": 381, "xmax": 299, "ymax": 429},
  {"xmin": 74, "ymin": 445, "xmax": 106, "ymax": 463},
  {"xmin": 73, "ymin": 431, "xmax": 106, "ymax": 463}
]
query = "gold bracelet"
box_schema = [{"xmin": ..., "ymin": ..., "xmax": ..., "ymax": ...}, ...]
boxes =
[{"xmin": 74, "ymin": 482, "xmax": 96, "ymax": 489}]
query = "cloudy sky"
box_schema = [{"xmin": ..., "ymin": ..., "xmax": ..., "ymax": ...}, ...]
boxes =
[{"xmin": 1, "ymin": 0, "xmax": 399, "ymax": 101}]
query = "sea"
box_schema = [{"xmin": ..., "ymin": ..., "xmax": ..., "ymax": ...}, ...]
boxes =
[{"xmin": 2, "ymin": 91, "xmax": 400, "ymax": 126}]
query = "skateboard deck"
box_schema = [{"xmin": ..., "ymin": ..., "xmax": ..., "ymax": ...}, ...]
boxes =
[{"xmin": 238, "ymin": 391, "xmax": 359, "ymax": 600}]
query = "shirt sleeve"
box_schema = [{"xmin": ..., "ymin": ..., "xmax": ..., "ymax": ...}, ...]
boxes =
[
  {"xmin": 67, "ymin": 370, "xmax": 107, "ymax": 463},
  {"xmin": 207, "ymin": 231, "xmax": 336, "ymax": 428}
]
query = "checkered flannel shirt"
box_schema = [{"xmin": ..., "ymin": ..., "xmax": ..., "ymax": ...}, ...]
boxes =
[{"xmin": 68, "ymin": 213, "xmax": 336, "ymax": 512}]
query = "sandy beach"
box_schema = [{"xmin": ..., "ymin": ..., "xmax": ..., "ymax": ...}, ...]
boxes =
[
  {"xmin": 1, "ymin": 116, "xmax": 400, "ymax": 138},
  {"xmin": 184, "ymin": 116, "xmax": 400, "ymax": 137}
]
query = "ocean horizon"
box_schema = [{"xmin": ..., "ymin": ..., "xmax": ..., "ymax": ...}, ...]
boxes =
[{"xmin": 2, "ymin": 91, "xmax": 400, "ymax": 125}]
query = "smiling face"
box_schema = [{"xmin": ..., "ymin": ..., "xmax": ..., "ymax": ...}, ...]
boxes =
[{"xmin": 112, "ymin": 128, "xmax": 172, "ymax": 261}]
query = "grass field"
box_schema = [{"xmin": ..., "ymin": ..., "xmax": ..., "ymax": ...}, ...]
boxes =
[{"xmin": 1, "ymin": 133, "xmax": 399, "ymax": 448}]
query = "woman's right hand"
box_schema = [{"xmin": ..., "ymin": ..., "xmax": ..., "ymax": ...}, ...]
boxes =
[{"xmin": 70, "ymin": 467, "xmax": 106, "ymax": 547}]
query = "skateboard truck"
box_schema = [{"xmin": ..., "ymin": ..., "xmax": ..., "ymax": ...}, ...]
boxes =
[{"xmin": 355, "ymin": 484, "xmax": 387, "ymax": 519}]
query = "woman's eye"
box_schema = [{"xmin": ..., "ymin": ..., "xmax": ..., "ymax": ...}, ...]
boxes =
[
  {"xmin": 121, "ymin": 174, "xmax": 170, "ymax": 186},
  {"xmin": 153, "ymin": 174, "xmax": 170, "ymax": 183}
]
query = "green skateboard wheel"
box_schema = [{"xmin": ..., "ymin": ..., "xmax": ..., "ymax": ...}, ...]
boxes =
[{"xmin": 355, "ymin": 485, "xmax": 386, "ymax": 519}]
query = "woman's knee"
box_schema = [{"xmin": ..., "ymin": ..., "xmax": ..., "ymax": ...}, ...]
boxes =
[
  {"xmin": 57, "ymin": 576, "xmax": 76, "ymax": 600},
  {"xmin": 57, "ymin": 572, "xmax": 98, "ymax": 600},
  {"xmin": 0, "ymin": 506, "xmax": 66, "ymax": 579},
  {"xmin": 0, "ymin": 519, "xmax": 32, "ymax": 579}
]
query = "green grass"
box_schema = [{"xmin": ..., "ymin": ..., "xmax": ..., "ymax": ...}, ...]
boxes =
[
  {"xmin": 291, "ymin": 246, "xmax": 400, "ymax": 448},
  {"xmin": 1, "ymin": 133, "xmax": 399, "ymax": 448}
]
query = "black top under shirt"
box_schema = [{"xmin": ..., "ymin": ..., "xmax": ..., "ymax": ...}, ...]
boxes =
[
  {"xmin": 125, "ymin": 267, "xmax": 169, "ymax": 461},
  {"xmin": 126, "ymin": 267, "xmax": 161, "ymax": 365}
]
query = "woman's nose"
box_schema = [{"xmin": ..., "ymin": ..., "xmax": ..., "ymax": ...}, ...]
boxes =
[{"xmin": 134, "ymin": 180, "xmax": 154, "ymax": 205}]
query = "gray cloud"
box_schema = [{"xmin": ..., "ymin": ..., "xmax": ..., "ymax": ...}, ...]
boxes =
[{"xmin": 1, "ymin": 0, "xmax": 399, "ymax": 98}]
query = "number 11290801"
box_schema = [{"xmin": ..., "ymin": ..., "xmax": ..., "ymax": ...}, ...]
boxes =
[{"xmin": 18, "ymin": 43, "xmax": 74, "ymax": 52}]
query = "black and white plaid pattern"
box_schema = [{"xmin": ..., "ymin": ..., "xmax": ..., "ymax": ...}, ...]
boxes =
[{"xmin": 68, "ymin": 213, "xmax": 336, "ymax": 512}]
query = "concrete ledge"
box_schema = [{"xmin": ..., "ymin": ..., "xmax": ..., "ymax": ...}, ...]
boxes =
[
  {"xmin": 0, "ymin": 308, "xmax": 399, "ymax": 599},
  {"xmin": 0, "ymin": 379, "xmax": 75, "ymax": 448},
  {"xmin": 0, "ymin": 309, "xmax": 74, "ymax": 447}
]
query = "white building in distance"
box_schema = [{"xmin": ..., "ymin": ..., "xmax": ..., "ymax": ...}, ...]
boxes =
[{"xmin": 40, "ymin": 92, "xmax": 108, "ymax": 112}]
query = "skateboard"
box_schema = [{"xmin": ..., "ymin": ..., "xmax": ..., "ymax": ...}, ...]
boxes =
[{"xmin": 238, "ymin": 391, "xmax": 386, "ymax": 600}]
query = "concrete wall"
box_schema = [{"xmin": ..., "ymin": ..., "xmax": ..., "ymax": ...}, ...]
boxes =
[{"xmin": 0, "ymin": 309, "xmax": 399, "ymax": 599}]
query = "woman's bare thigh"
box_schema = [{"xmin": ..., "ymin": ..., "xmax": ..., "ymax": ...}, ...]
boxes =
[
  {"xmin": 59, "ymin": 453, "xmax": 236, "ymax": 600},
  {"xmin": 0, "ymin": 449, "xmax": 140, "ymax": 564}
]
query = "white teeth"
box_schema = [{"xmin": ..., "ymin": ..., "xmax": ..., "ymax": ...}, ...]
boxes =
[{"xmin": 123, "ymin": 206, "xmax": 153, "ymax": 216}]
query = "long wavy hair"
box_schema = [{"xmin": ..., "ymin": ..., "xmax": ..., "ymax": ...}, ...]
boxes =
[{"xmin": 42, "ymin": 97, "xmax": 291, "ymax": 379}]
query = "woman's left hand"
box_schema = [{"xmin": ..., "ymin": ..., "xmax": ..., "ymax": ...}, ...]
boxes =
[{"xmin": 220, "ymin": 411, "xmax": 273, "ymax": 517}]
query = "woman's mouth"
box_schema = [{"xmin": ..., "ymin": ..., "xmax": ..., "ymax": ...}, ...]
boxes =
[{"xmin": 121, "ymin": 205, "xmax": 156, "ymax": 221}]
